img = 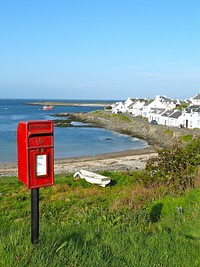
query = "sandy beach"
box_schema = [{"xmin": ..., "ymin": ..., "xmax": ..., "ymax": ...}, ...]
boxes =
[{"xmin": 0, "ymin": 146, "xmax": 157, "ymax": 177}]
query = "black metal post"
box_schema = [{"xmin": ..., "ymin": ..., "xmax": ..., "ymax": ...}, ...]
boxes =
[{"xmin": 31, "ymin": 188, "xmax": 39, "ymax": 244}]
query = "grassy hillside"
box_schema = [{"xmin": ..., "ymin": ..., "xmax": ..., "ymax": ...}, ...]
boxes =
[
  {"xmin": 0, "ymin": 172, "xmax": 200, "ymax": 267},
  {"xmin": 1, "ymin": 137, "xmax": 200, "ymax": 266}
]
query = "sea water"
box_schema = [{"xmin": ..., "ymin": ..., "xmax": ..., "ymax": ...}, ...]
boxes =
[{"xmin": 0, "ymin": 99, "xmax": 148, "ymax": 163}]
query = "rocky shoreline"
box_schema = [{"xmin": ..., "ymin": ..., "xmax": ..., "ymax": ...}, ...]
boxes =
[
  {"xmin": 51, "ymin": 111, "xmax": 200, "ymax": 148},
  {"xmin": 1, "ymin": 111, "xmax": 199, "ymax": 177}
]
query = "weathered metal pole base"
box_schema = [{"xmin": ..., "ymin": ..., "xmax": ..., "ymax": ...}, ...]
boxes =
[{"xmin": 31, "ymin": 188, "xmax": 39, "ymax": 244}]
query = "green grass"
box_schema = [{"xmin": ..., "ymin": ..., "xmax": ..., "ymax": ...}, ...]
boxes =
[
  {"xmin": 0, "ymin": 173, "xmax": 200, "ymax": 266},
  {"xmin": 91, "ymin": 110, "xmax": 132, "ymax": 123},
  {"xmin": 181, "ymin": 134, "xmax": 193, "ymax": 142},
  {"xmin": 164, "ymin": 129, "xmax": 173, "ymax": 136},
  {"xmin": 111, "ymin": 113, "xmax": 132, "ymax": 122}
]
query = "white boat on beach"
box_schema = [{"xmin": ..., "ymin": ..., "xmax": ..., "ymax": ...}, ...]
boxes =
[{"xmin": 74, "ymin": 169, "xmax": 111, "ymax": 187}]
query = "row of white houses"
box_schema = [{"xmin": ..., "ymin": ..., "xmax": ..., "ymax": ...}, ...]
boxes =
[{"xmin": 111, "ymin": 94, "xmax": 200, "ymax": 129}]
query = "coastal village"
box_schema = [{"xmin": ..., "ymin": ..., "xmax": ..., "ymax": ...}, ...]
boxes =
[{"xmin": 111, "ymin": 93, "xmax": 200, "ymax": 129}]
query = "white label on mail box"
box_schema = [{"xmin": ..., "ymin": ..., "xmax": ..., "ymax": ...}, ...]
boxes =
[{"xmin": 36, "ymin": 155, "xmax": 47, "ymax": 176}]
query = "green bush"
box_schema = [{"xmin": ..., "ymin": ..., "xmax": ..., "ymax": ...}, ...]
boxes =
[
  {"xmin": 142, "ymin": 137, "xmax": 200, "ymax": 192},
  {"xmin": 181, "ymin": 134, "xmax": 193, "ymax": 142}
]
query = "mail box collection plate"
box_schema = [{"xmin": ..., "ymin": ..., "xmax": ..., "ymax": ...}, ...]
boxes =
[{"xmin": 28, "ymin": 122, "xmax": 53, "ymax": 134}]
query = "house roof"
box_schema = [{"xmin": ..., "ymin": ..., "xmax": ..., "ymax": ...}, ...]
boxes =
[
  {"xmin": 143, "ymin": 99, "xmax": 154, "ymax": 106},
  {"xmin": 128, "ymin": 99, "xmax": 138, "ymax": 107},
  {"xmin": 128, "ymin": 98, "xmax": 147, "ymax": 108},
  {"xmin": 161, "ymin": 110, "xmax": 174, "ymax": 117},
  {"xmin": 185, "ymin": 105, "xmax": 200, "ymax": 113},
  {"xmin": 137, "ymin": 98, "xmax": 146, "ymax": 102},
  {"xmin": 130, "ymin": 98, "xmax": 137, "ymax": 102},
  {"xmin": 160, "ymin": 96, "xmax": 172, "ymax": 102},
  {"xmin": 150, "ymin": 108, "xmax": 165, "ymax": 114},
  {"xmin": 193, "ymin": 94, "xmax": 200, "ymax": 100},
  {"xmin": 169, "ymin": 111, "xmax": 182, "ymax": 119},
  {"xmin": 129, "ymin": 98, "xmax": 146, "ymax": 103}
]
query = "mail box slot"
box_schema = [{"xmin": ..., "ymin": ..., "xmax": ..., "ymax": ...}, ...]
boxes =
[
  {"xmin": 28, "ymin": 135, "xmax": 53, "ymax": 148},
  {"xmin": 17, "ymin": 120, "xmax": 54, "ymax": 189}
]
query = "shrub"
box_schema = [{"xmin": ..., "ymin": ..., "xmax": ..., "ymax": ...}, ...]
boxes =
[
  {"xmin": 181, "ymin": 134, "xmax": 193, "ymax": 142},
  {"xmin": 142, "ymin": 137, "xmax": 200, "ymax": 192}
]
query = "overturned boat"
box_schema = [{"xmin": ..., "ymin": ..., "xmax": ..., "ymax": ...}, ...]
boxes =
[{"xmin": 74, "ymin": 169, "xmax": 111, "ymax": 187}]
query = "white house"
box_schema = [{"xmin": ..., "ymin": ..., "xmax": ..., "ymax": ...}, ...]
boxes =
[
  {"xmin": 129, "ymin": 98, "xmax": 147, "ymax": 116},
  {"xmin": 148, "ymin": 108, "xmax": 165, "ymax": 123},
  {"xmin": 111, "ymin": 93, "xmax": 200, "ymax": 129},
  {"xmin": 111, "ymin": 101, "xmax": 125, "ymax": 113},
  {"xmin": 142, "ymin": 96, "xmax": 167, "ymax": 119},
  {"xmin": 123, "ymin": 97, "xmax": 138, "ymax": 113},
  {"xmin": 168, "ymin": 111, "xmax": 183, "ymax": 127},
  {"xmin": 190, "ymin": 94, "xmax": 200, "ymax": 105},
  {"xmin": 142, "ymin": 99, "xmax": 154, "ymax": 118},
  {"xmin": 112, "ymin": 97, "xmax": 137, "ymax": 114},
  {"xmin": 159, "ymin": 110, "xmax": 175, "ymax": 126},
  {"xmin": 182, "ymin": 105, "xmax": 200, "ymax": 128}
]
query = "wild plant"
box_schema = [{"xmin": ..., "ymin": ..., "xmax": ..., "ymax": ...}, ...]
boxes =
[{"xmin": 143, "ymin": 137, "xmax": 200, "ymax": 192}]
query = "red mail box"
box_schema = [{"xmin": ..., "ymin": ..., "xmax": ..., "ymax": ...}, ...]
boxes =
[{"xmin": 17, "ymin": 120, "xmax": 54, "ymax": 189}]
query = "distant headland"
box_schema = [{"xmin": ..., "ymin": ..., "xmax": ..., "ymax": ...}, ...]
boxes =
[{"xmin": 26, "ymin": 101, "xmax": 113, "ymax": 107}]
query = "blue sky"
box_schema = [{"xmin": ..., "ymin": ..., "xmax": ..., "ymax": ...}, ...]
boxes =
[{"xmin": 0, "ymin": 0, "xmax": 199, "ymax": 100}]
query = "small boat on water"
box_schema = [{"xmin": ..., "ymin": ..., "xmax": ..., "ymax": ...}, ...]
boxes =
[
  {"xmin": 43, "ymin": 105, "xmax": 54, "ymax": 110},
  {"xmin": 74, "ymin": 169, "xmax": 111, "ymax": 187}
]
